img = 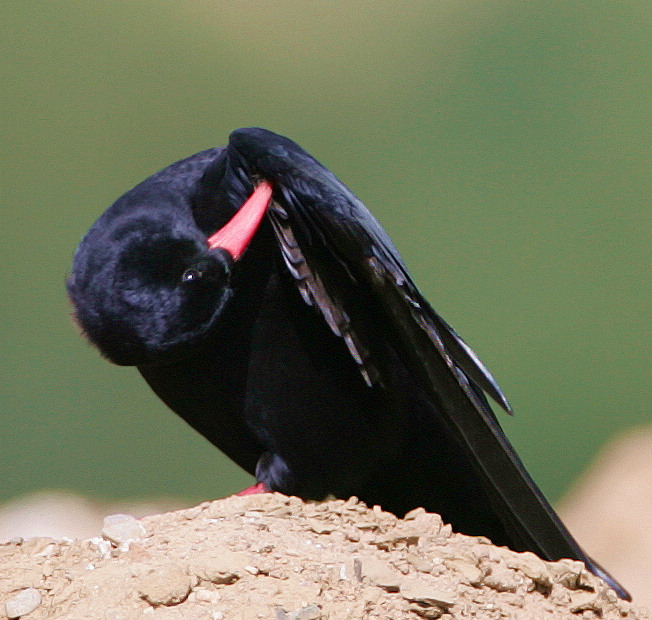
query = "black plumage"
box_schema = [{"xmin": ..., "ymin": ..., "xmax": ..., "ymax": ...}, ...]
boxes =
[{"xmin": 68, "ymin": 128, "xmax": 628, "ymax": 599}]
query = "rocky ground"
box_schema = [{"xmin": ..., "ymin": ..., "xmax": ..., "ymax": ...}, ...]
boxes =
[{"xmin": 1, "ymin": 492, "xmax": 648, "ymax": 620}]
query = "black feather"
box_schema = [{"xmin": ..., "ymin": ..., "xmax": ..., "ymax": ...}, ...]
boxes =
[{"xmin": 68, "ymin": 127, "xmax": 629, "ymax": 600}]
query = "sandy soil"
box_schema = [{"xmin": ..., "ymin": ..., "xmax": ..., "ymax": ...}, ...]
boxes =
[{"xmin": 0, "ymin": 493, "xmax": 647, "ymax": 620}]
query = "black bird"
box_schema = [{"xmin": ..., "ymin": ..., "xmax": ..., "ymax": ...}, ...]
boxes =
[{"xmin": 68, "ymin": 128, "xmax": 628, "ymax": 599}]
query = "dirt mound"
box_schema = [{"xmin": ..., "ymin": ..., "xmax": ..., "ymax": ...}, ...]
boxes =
[{"xmin": 0, "ymin": 493, "xmax": 647, "ymax": 619}]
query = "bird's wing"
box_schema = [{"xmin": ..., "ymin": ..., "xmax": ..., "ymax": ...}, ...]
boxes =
[{"xmin": 227, "ymin": 128, "xmax": 590, "ymax": 565}]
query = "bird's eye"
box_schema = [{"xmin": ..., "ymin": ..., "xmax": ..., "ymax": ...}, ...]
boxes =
[{"xmin": 181, "ymin": 268, "xmax": 203, "ymax": 283}]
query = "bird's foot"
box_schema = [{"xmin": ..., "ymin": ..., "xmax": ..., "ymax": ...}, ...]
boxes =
[{"xmin": 235, "ymin": 482, "xmax": 270, "ymax": 496}]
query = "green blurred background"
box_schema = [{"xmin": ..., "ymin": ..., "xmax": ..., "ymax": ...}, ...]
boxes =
[{"xmin": 2, "ymin": 2, "xmax": 649, "ymax": 508}]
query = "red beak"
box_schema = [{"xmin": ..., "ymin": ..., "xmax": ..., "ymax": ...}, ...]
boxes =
[{"xmin": 207, "ymin": 180, "xmax": 273, "ymax": 261}]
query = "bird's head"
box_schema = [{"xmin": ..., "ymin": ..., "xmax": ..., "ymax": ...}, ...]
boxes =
[{"xmin": 68, "ymin": 181, "xmax": 272, "ymax": 366}]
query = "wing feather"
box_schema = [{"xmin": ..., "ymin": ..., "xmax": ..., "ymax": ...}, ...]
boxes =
[
  {"xmin": 268, "ymin": 200, "xmax": 380, "ymax": 387},
  {"xmin": 225, "ymin": 127, "xmax": 629, "ymax": 597},
  {"xmin": 265, "ymin": 174, "xmax": 588, "ymax": 563}
]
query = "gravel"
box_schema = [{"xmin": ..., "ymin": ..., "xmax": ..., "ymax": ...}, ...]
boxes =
[{"xmin": 0, "ymin": 493, "xmax": 647, "ymax": 619}]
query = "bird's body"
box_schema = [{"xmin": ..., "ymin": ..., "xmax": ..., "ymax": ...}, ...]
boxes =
[
  {"xmin": 138, "ymin": 238, "xmax": 504, "ymax": 540},
  {"xmin": 68, "ymin": 128, "xmax": 628, "ymax": 598}
]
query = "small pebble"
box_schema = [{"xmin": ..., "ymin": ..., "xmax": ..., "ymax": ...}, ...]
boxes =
[
  {"xmin": 136, "ymin": 563, "xmax": 192, "ymax": 606},
  {"xmin": 361, "ymin": 557, "xmax": 401, "ymax": 591},
  {"xmin": 102, "ymin": 514, "xmax": 146, "ymax": 545},
  {"xmin": 5, "ymin": 587, "xmax": 42, "ymax": 618},
  {"xmin": 187, "ymin": 550, "xmax": 249, "ymax": 583},
  {"xmin": 291, "ymin": 604, "xmax": 322, "ymax": 620},
  {"xmin": 400, "ymin": 577, "xmax": 456, "ymax": 608}
]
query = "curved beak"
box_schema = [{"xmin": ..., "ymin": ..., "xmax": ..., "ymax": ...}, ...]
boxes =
[{"xmin": 207, "ymin": 181, "xmax": 273, "ymax": 261}]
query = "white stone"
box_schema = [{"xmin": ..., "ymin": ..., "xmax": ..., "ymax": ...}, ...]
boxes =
[
  {"xmin": 101, "ymin": 513, "xmax": 146, "ymax": 545},
  {"xmin": 5, "ymin": 587, "xmax": 42, "ymax": 618}
]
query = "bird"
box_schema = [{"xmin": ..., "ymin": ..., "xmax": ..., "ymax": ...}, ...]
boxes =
[{"xmin": 67, "ymin": 127, "xmax": 629, "ymax": 599}]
